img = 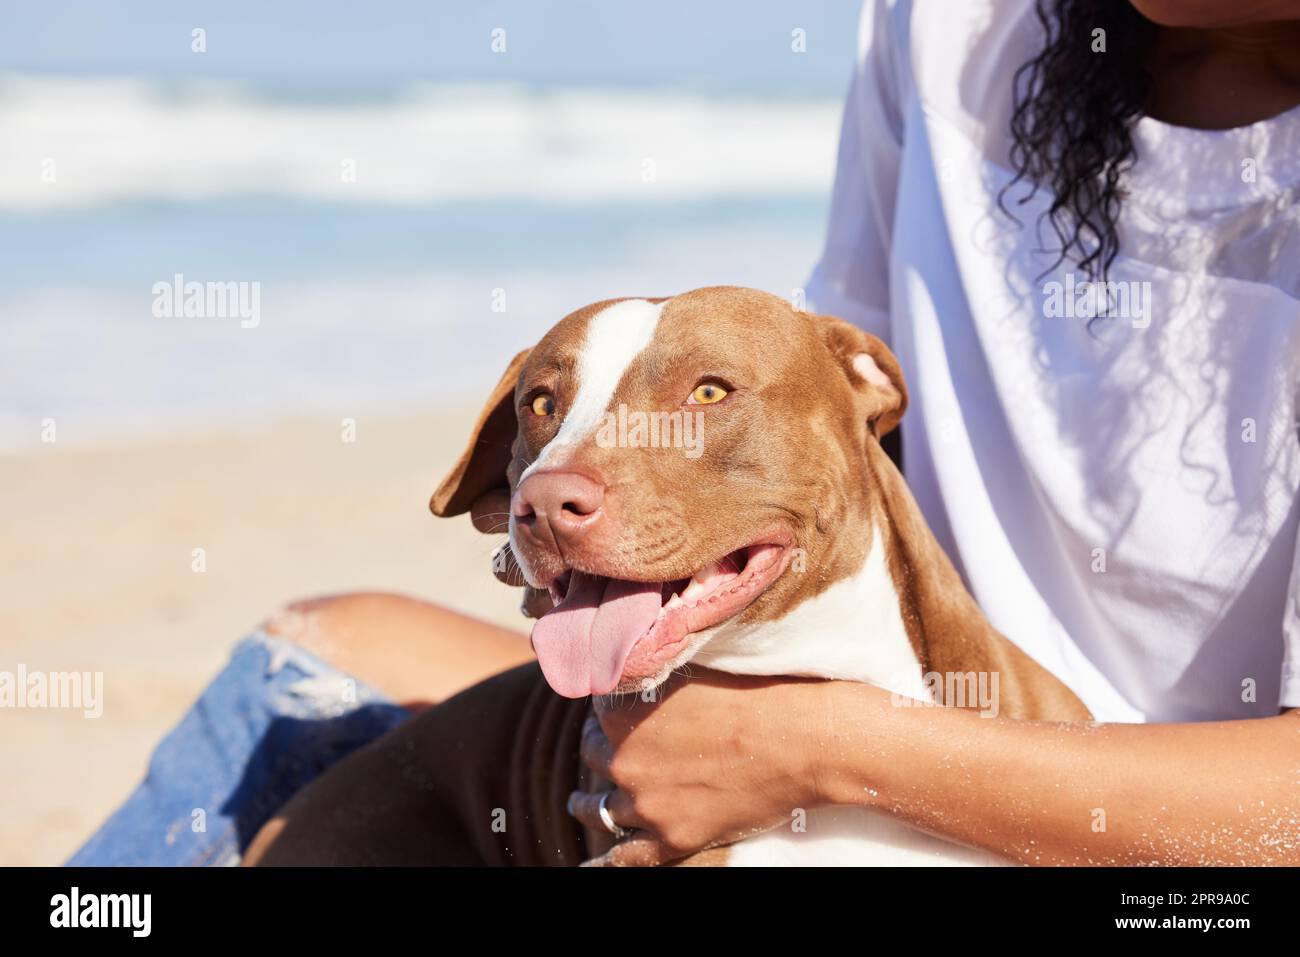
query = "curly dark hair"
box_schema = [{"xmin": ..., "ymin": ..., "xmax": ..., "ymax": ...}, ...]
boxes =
[{"xmin": 1002, "ymin": 0, "xmax": 1159, "ymax": 281}]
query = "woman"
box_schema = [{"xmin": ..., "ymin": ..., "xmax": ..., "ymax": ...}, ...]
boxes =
[{"xmin": 73, "ymin": 0, "xmax": 1299, "ymax": 866}]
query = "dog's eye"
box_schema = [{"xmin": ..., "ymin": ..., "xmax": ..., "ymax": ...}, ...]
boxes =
[
  {"xmin": 530, "ymin": 393, "xmax": 556, "ymax": 416},
  {"xmin": 688, "ymin": 382, "xmax": 728, "ymax": 405}
]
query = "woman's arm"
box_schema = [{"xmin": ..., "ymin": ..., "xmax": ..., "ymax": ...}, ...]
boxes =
[
  {"xmin": 572, "ymin": 671, "xmax": 1300, "ymax": 865},
  {"xmin": 819, "ymin": 682, "xmax": 1299, "ymax": 865}
]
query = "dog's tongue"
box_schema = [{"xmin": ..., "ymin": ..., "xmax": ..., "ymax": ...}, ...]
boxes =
[{"xmin": 531, "ymin": 572, "xmax": 664, "ymax": 698}]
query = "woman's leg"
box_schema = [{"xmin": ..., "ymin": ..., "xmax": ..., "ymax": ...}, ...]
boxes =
[
  {"xmin": 67, "ymin": 593, "xmax": 533, "ymax": 866},
  {"xmin": 263, "ymin": 592, "xmax": 533, "ymax": 709}
]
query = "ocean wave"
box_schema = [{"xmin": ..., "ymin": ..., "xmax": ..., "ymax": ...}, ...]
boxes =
[{"xmin": 0, "ymin": 75, "xmax": 840, "ymax": 211}]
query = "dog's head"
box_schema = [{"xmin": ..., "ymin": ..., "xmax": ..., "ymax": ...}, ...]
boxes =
[{"xmin": 432, "ymin": 286, "xmax": 906, "ymax": 698}]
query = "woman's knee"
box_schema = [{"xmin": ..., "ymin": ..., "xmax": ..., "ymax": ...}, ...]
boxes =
[
  {"xmin": 264, "ymin": 591, "xmax": 400, "ymax": 653},
  {"xmin": 261, "ymin": 591, "xmax": 532, "ymax": 707}
]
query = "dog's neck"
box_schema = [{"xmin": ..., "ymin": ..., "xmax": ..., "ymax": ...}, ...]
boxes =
[{"xmin": 695, "ymin": 437, "xmax": 991, "ymax": 698}]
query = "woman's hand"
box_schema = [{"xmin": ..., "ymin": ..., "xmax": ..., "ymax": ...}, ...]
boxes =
[{"xmin": 567, "ymin": 669, "xmax": 837, "ymax": 865}]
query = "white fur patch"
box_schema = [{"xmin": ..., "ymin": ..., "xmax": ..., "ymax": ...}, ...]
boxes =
[
  {"xmin": 695, "ymin": 528, "xmax": 929, "ymax": 699},
  {"xmin": 694, "ymin": 529, "xmax": 1002, "ymax": 866},
  {"xmin": 726, "ymin": 808, "xmax": 1005, "ymax": 867},
  {"xmin": 851, "ymin": 352, "xmax": 893, "ymax": 392},
  {"xmin": 520, "ymin": 298, "xmax": 664, "ymax": 481}
]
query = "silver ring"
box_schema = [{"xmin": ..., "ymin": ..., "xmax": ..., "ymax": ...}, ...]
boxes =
[{"xmin": 597, "ymin": 792, "xmax": 629, "ymax": 839}]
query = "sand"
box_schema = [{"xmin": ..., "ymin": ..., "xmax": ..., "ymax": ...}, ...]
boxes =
[{"xmin": 0, "ymin": 405, "xmax": 526, "ymax": 865}]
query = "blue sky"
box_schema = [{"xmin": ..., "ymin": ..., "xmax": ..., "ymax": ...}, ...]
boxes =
[{"xmin": 3, "ymin": 0, "xmax": 861, "ymax": 94}]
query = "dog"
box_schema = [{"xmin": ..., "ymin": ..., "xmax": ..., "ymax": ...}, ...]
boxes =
[{"xmin": 431, "ymin": 286, "xmax": 1091, "ymax": 866}]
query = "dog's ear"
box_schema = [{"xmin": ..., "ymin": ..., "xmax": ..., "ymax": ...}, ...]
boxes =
[
  {"xmin": 811, "ymin": 313, "xmax": 907, "ymax": 438},
  {"xmin": 430, "ymin": 348, "xmax": 531, "ymax": 517}
]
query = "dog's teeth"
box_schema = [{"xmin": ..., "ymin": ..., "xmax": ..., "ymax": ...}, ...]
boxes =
[
  {"xmin": 682, "ymin": 560, "xmax": 724, "ymax": 600},
  {"xmin": 665, "ymin": 593, "xmax": 684, "ymax": 610}
]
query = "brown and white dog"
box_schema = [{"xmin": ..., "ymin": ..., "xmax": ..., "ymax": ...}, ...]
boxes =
[{"xmin": 432, "ymin": 286, "xmax": 1090, "ymax": 866}]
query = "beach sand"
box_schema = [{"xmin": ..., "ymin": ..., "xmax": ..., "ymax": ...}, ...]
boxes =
[{"xmin": 0, "ymin": 405, "xmax": 527, "ymax": 865}]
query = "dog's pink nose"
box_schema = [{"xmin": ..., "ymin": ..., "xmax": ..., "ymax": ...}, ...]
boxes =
[{"xmin": 512, "ymin": 471, "xmax": 606, "ymax": 549}]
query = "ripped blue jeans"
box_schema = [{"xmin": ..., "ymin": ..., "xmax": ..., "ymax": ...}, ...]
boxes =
[{"xmin": 67, "ymin": 630, "xmax": 409, "ymax": 866}]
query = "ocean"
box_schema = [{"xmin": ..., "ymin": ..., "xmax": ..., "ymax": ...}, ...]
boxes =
[{"xmin": 0, "ymin": 77, "xmax": 842, "ymax": 450}]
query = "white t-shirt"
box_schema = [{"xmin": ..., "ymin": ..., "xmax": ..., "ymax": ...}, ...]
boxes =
[{"xmin": 806, "ymin": 0, "xmax": 1300, "ymax": 722}]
